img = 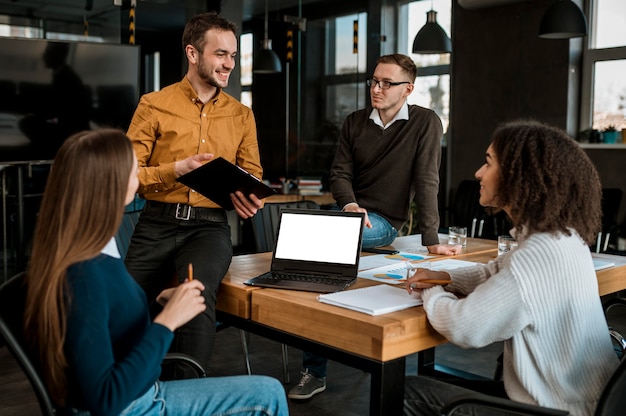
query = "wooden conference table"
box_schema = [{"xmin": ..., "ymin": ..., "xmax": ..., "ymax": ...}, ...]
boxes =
[{"xmin": 215, "ymin": 236, "xmax": 626, "ymax": 416}]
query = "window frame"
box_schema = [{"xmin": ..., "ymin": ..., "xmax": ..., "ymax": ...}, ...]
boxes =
[{"xmin": 580, "ymin": 0, "xmax": 626, "ymax": 130}]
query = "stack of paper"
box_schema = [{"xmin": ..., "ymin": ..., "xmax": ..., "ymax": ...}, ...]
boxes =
[{"xmin": 318, "ymin": 284, "xmax": 421, "ymax": 316}]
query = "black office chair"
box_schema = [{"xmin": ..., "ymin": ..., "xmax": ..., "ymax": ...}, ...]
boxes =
[
  {"xmin": 449, "ymin": 180, "xmax": 483, "ymax": 238},
  {"xmin": 251, "ymin": 200, "xmax": 321, "ymax": 252},
  {"xmin": 449, "ymin": 180, "xmax": 512, "ymax": 240},
  {"xmin": 595, "ymin": 188, "xmax": 623, "ymax": 253},
  {"xmin": 249, "ymin": 200, "xmax": 322, "ymax": 383},
  {"xmin": 442, "ymin": 350, "xmax": 626, "ymax": 416},
  {"xmin": 603, "ymin": 297, "xmax": 626, "ymax": 359},
  {"xmin": 0, "ymin": 272, "xmax": 205, "ymax": 416}
]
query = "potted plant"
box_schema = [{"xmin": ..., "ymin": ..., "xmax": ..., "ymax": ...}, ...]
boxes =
[{"xmin": 602, "ymin": 125, "xmax": 619, "ymax": 144}]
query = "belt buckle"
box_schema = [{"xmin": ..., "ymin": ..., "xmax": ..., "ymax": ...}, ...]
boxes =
[{"xmin": 175, "ymin": 203, "xmax": 191, "ymax": 220}]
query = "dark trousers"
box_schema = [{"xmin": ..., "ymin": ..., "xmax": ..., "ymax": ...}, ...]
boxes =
[
  {"xmin": 125, "ymin": 206, "xmax": 232, "ymax": 377},
  {"xmin": 404, "ymin": 376, "xmax": 508, "ymax": 416}
]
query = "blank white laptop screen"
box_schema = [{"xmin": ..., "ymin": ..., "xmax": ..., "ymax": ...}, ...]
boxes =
[{"xmin": 274, "ymin": 212, "xmax": 363, "ymax": 265}]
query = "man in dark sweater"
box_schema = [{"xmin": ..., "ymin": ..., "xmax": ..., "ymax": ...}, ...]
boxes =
[{"xmin": 288, "ymin": 53, "xmax": 460, "ymax": 400}]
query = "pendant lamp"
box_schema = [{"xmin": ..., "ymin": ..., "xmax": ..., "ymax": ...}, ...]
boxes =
[
  {"xmin": 412, "ymin": 9, "xmax": 451, "ymax": 54},
  {"xmin": 254, "ymin": 0, "xmax": 282, "ymax": 73},
  {"xmin": 538, "ymin": 0, "xmax": 587, "ymax": 39}
]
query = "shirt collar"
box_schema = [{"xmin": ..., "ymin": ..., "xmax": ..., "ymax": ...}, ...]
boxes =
[
  {"xmin": 101, "ymin": 237, "xmax": 121, "ymax": 259},
  {"xmin": 369, "ymin": 101, "xmax": 409, "ymax": 129},
  {"xmin": 181, "ymin": 76, "xmax": 222, "ymax": 105}
]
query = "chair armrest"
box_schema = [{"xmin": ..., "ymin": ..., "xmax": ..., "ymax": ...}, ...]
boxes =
[
  {"xmin": 162, "ymin": 353, "xmax": 207, "ymax": 378},
  {"xmin": 441, "ymin": 393, "xmax": 569, "ymax": 416}
]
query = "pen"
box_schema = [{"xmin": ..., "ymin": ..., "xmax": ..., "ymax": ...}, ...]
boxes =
[
  {"xmin": 410, "ymin": 279, "xmax": 451, "ymax": 288},
  {"xmin": 362, "ymin": 247, "xmax": 399, "ymax": 255},
  {"xmin": 187, "ymin": 263, "xmax": 193, "ymax": 282}
]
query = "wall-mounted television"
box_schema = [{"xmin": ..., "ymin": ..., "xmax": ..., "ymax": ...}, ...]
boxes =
[{"xmin": 0, "ymin": 37, "xmax": 140, "ymax": 162}]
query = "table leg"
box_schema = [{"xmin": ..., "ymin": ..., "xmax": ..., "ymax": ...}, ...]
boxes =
[{"xmin": 369, "ymin": 356, "xmax": 405, "ymax": 416}]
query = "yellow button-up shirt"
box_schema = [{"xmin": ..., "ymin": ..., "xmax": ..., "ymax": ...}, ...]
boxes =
[{"xmin": 127, "ymin": 76, "xmax": 262, "ymax": 209}]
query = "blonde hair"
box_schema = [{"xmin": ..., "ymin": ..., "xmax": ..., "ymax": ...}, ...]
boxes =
[{"xmin": 24, "ymin": 129, "xmax": 134, "ymax": 405}]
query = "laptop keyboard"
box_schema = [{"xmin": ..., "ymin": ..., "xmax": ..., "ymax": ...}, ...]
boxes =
[{"xmin": 272, "ymin": 272, "xmax": 351, "ymax": 286}]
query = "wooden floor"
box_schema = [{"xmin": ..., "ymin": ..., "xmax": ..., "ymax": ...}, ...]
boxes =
[{"xmin": 0, "ymin": 326, "xmax": 502, "ymax": 416}]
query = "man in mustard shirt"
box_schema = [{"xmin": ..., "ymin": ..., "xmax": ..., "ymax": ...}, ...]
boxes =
[{"xmin": 125, "ymin": 12, "xmax": 263, "ymax": 378}]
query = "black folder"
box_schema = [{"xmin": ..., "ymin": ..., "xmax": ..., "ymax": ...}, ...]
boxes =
[{"xmin": 176, "ymin": 157, "xmax": 276, "ymax": 210}]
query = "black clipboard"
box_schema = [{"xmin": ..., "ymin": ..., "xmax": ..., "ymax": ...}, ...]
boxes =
[{"xmin": 176, "ymin": 157, "xmax": 276, "ymax": 210}]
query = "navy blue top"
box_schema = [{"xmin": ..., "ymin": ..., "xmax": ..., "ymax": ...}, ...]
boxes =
[{"xmin": 64, "ymin": 253, "xmax": 173, "ymax": 416}]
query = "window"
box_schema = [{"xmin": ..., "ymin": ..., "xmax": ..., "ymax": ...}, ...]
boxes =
[
  {"xmin": 240, "ymin": 32, "xmax": 253, "ymax": 108},
  {"xmin": 400, "ymin": 0, "xmax": 451, "ymax": 136},
  {"xmin": 324, "ymin": 12, "xmax": 368, "ymax": 125},
  {"xmin": 326, "ymin": 13, "xmax": 367, "ymax": 75},
  {"xmin": 581, "ymin": 0, "xmax": 626, "ymax": 131}
]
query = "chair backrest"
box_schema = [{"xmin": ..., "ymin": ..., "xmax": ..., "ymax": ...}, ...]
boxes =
[
  {"xmin": 450, "ymin": 180, "xmax": 484, "ymax": 237},
  {"xmin": 595, "ymin": 188, "xmax": 623, "ymax": 253},
  {"xmin": 250, "ymin": 201, "xmax": 321, "ymax": 252},
  {"xmin": 0, "ymin": 272, "xmax": 57, "ymax": 415},
  {"xmin": 450, "ymin": 179, "xmax": 513, "ymax": 240},
  {"xmin": 114, "ymin": 196, "xmax": 145, "ymax": 259},
  {"xmin": 601, "ymin": 188, "xmax": 622, "ymax": 231},
  {"xmin": 595, "ymin": 353, "xmax": 626, "ymax": 415},
  {"xmin": 115, "ymin": 210, "xmax": 142, "ymax": 259}
]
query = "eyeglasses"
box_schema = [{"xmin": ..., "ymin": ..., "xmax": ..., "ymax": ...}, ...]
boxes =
[{"xmin": 366, "ymin": 78, "xmax": 411, "ymax": 90}]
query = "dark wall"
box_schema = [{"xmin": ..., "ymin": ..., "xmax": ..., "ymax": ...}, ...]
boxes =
[
  {"xmin": 449, "ymin": 1, "xmax": 625, "ymax": 224},
  {"xmin": 450, "ymin": 1, "xmax": 570, "ymax": 185}
]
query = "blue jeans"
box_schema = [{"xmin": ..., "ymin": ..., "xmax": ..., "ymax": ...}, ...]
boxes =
[
  {"xmin": 329, "ymin": 205, "xmax": 398, "ymax": 249},
  {"xmin": 119, "ymin": 376, "xmax": 288, "ymax": 416},
  {"xmin": 361, "ymin": 211, "xmax": 398, "ymax": 249}
]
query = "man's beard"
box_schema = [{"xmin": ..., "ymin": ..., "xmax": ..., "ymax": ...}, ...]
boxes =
[{"xmin": 198, "ymin": 59, "xmax": 227, "ymax": 89}]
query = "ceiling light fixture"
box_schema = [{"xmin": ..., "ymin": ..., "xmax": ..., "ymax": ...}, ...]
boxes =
[
  {"xmin": 538, "ymin": 0, "xmax": 587, "ymax": 39},
  {"xmin": 412, "ymin": 2, "xmax": 451, "ymax": 55},
  {"xmin": 253, "ymin": 0, "xmax": 282, "ymax": 74}
]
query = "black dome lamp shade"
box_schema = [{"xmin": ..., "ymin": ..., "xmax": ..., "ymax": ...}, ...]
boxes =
[
  {"xmin": 539, "ymin": 0, "xmax": 588, "ymax": 39},
  {"xmin": 412, "ymin": 9, "xmax": 452, "ymax": 54},
  {"xmin": 254, "ymin": 0, "xmax": 282, "ymax": 73}
]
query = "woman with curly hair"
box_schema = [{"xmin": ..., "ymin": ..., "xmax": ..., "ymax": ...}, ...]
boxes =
[
  {"xmin": 23, "ymin": 129, "xmax": 288, "ymax": 416},
  {"xmin": 404, "ymin": 120, "xmax": 618, "ymax": 416}
]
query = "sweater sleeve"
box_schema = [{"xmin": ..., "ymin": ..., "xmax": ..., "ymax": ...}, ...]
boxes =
[
  {"xmin": 65, "ymin": 258, "xmax": 173, "ymax": 416},
  {"xmin": 329, "ymin": 115, "xmax": 358, "ymax": 208},
  {"xmin": 421, "ymin": 257, "xmax": 532, "ymax": 349},
  {"xmin": 412, "ymin": 109, "xmax": 443, "ymax": 246}
]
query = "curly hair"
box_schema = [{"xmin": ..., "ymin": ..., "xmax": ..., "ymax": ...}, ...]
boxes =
[{"xmin": 490, "ymin": 120, "xmax": 601, "ymax": 244}]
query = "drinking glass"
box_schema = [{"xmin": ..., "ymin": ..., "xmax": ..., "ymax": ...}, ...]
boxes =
[
  {"xmin": 448, "ymin": 226, "xmax": 468, "ymax": 247},
  {"xmin": 498, "ymin": 235, "xmax": 518, "ymax": 256}
]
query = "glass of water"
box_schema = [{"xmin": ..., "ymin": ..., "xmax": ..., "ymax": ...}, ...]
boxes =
[
  {"xmin": 498, "ymin": 235, "xmax": 518, "ymax": 256},
  {"xmin": 448, "ymin": 226, "xmax": 467, "ymax": 247}
]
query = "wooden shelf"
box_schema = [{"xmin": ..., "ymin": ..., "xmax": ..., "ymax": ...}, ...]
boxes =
[{"xmin": 578, "ymin": 143, "xmax": 626, "ymax": 149}]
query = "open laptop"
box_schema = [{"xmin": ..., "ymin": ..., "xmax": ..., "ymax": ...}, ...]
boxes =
[{"xmin": 244, "ymin": 208, "xmax": 365, "ymax": 293}]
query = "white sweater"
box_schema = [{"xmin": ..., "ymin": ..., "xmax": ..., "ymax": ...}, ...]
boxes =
[{"xmin": 422, "ymin": 230, "xmax": 618, "ymax": 415}]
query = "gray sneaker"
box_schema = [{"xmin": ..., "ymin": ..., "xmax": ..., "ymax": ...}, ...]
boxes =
[{"xmin": 288, "ymin": 370, "xmax": 326, "ymax": 400}]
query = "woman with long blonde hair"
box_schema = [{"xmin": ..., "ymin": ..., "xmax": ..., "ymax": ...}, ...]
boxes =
[{"xmin": 23, "ymin": 129, "xmax": 288, "ymax": 416}]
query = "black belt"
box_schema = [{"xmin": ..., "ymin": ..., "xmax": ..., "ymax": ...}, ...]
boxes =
[{"xmin": 144, "ymin": 200, "xmax": 227, "ymax": 223}]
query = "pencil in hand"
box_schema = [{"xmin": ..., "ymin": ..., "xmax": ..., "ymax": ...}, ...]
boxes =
[
  {"xmin": 409, "ymin": 279, "xmax": 451, "ymax": 290},
  {"xmin": 187, "ymin": 263, "xmax": 193, "ymax": 282},
  {"xmin": 420, "ymin": 279, "xmax": 451, "ymax": 285}
]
